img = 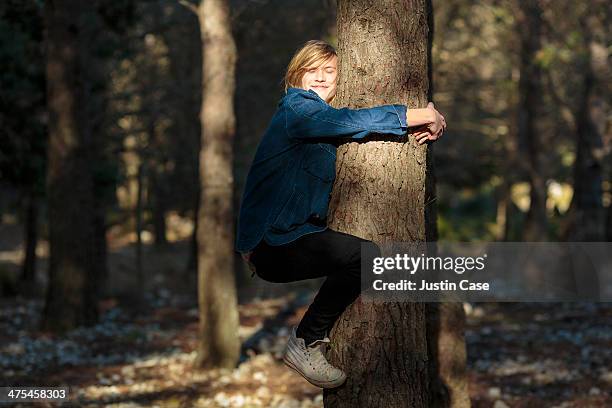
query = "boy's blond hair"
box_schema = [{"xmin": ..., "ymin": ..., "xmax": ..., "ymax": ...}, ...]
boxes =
[{"xmin": 284, "ymin": 40, "xmax": 337, "ymax": 92}]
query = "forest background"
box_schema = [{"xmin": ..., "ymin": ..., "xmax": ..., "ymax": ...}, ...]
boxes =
[{"xmin": 0, "ymin": 0, "xmax": 610, "ymax": 407}]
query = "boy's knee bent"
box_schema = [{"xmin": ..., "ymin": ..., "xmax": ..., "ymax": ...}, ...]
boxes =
[{"xmin": 345, "ymin": 239, "xmax": 380, "ymax": 280}]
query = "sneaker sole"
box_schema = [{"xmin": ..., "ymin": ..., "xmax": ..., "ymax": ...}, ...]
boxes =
[{"xmin": 282, "ymin": 355, "xmax": 347, "ymax": 389}]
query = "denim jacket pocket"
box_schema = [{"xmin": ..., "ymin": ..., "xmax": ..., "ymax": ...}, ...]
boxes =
[
  {"xmin": 302, "ymin": 144, "xmax": 336, "ymax": 182},
  {"xmin": 270, "ymin": 188, "xmax": 307, "ymax": 232}
]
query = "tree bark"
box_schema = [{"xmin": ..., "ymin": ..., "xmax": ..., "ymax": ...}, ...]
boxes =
[
  {"xmin": 425, "ymin": 302, "xmax": 469, "ymax": 408},
  {"xmin": 516, "ymin": 0, "xmax": 547, "ymax": 241},
  {"xmin": 324, "ymin": 1, "xmax": 468, "ymax": 406},
  {"xmin": 194, "ymin": 0, "xmax": 240, "ymax": 369},
  {"xmin": 43, "ymin": 0, "xmax": 98, "ymax": 331}
]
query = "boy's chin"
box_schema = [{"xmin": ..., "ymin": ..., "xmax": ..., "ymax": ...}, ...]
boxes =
[{"xmin": 311, "ymin": 89, "xmax": 330, "ymax": 101}]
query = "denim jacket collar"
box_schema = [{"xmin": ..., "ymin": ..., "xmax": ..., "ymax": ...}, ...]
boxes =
[{"xmin": 286, "ymin": 87, "xmax": 325, "ymax": 102}]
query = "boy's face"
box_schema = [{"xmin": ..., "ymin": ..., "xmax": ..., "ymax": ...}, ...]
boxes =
[{"xmin": 300, "ymin": 55, "xmax": 338, "ymax": 103}]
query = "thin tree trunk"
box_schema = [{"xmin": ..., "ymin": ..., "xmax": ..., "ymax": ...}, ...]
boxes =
[
  {"xmin": 136, "ymin": 161, "xmax": 144, "ymax": 287},
  {"xmin": 564, "ymin": 13, "xmax": 606, "ymax": 242},
  {"xmin": 87, "ymin": 7, "xmax": 112, "ymax": 302},
  {"xmin": 93, "ymin": 199, "xmax": 109, "ymax": 297},
  {"xmin": 151, "ymin": 171, "xmax": 168, "ymax": 247},
  {"xmin": 187, "ymin": 186, "xmax": 200, "ymax": 274},
  {"xmin": 517, "ymin": 0, "xmax": 547, "ymax": 241},
  {"xmin": 607, "ymin": 198, "xmax": 612, "ymax": 241},
  {"xmin": 324, "ymin": 1, "xmax": 462, "ymax": 406},
  {"xmin": 91, "ymin": 131, "xmax": 111, "ymax": 300},
  {"xmin": 43, "ymin": 0, "xmax": 98, "ymax": 331},
  {"xmin": 20, "ymin": 190, "xmax": 38, "ymax": 285},
  {"xmin": 194, "ymin": 0, "xmax": 240, "ymax": 369}
]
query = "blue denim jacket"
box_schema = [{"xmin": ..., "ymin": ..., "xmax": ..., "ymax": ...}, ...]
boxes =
[{"xmin": 235, "ymin": 87, "xmax": 409, "ymax": 253}]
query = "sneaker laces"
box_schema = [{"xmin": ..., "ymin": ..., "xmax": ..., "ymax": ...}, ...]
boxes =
[{"xmin": 305, "ymin": 338, "xmax": 338, "ymax": 375}]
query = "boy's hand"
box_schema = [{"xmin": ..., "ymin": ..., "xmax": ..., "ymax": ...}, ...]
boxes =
[
  {"xmin": 423, "ymin": 102, "xmax": 446, "ymax": 143},
  {"xmin": 421, "ymin": 102, "xmax": 446, "ymax": 144},
  {"xmin": 242, "ymin": 252, "xmax": 257, "ymax": 274},
  {"xmin": 412, "ymin": 126, "xmax": 432, "ymax": 145}
]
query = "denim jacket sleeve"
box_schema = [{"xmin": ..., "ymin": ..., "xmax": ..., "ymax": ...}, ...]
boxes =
[{"xmin": 285, "ymin": 90, "xmax": 408, "ymax": 140}]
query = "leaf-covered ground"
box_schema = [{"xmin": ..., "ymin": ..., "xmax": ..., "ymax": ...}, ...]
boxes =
[
  {"xmin": 1, "ymin": 231, "xmax": 610, "ymax": 407},
  {"xmin": 1, "ymin": 290, "xmax": 611, "ymax": 407}
]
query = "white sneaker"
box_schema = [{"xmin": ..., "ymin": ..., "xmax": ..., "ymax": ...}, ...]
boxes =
[{"xmin": 282, "ymin": 326, "xmax": 347, "ymax": 388}]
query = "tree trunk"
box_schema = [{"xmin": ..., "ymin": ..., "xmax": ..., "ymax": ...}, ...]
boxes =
[
  {"xmin": 43, "ymin": 0, "xmax": 98, "ymax": 331},
  {"xmin": 324, "ymin": 1, "xmax": 466, "ymax": 407},
  {"xmin": 607, "ymin": 198, "xmax": 612, "ymax": 241},
  {"xmin": 186, "ymin": 186, "xmax": 200, "ymax": 274},
  {"xmin": 194, "ymin": 0, "xmax": 240, "ymax": 369},
  {"xmin": 151, "ymin": 167, "xmax": 168, "ymax": 247},
  {"xmin": 426, "ymin": 302, "xmax": 469, "ymax": 408},
  {"xmin": 516, "ymin": 0, "xmax": 547, "ymax": 241},
  {"xmin": 136, "ymin": 161, "xmax": 144, "ymax": 287},
  {"xmin": 153, "ymin": 199, "xmax": 168, "ymax": 247},
  {"xmin": 20, "ymin": 190, "xmax": 38, "ymax": 286},
  {"xmin": 93, "ymin": 197, "xmax": 109, "ymax": 297},
  {"xmin": 91, "ymin": 128, "xmax": 112, "ymax": 301},
  {"xmin": 564, "ymin": 12, "xmax": 607, "ymax": 242}
]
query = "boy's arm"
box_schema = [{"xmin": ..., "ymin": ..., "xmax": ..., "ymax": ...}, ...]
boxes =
[
  {"xmin": 286, "ymin": 93, "xmax": 408, "ymax": 140},
  {"xmin": 286, "ymin": 92, "xmax": 441, "ymax": 141}
]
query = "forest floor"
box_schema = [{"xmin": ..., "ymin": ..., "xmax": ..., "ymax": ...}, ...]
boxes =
[{"xmin": 1, "ymin": 231, "xmax": 611, "ymax": 407}]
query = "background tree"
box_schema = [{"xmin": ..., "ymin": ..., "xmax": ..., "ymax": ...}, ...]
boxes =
[
  {"xmin": 558, "ymin": 1, "xmax": 609, "ymax": 241},
  {"xmin": 89, "ymin": 0, "xmax": 135, "ymax": 298},
  {"xmin": 183, "ymin": 0, "xmax": 241, "ymax": 368},
  {"xmin": 43, "ymin": 0, "xmax": 99, "ymax": 330},
  {"xmin": 516, "ymin": 0, "xmax": 548, "ymax": 241}
]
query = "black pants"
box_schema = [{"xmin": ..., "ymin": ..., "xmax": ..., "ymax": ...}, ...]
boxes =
[{"xmin": 251, "ymin": 228, "xmax": 379, "ymax": 346}]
